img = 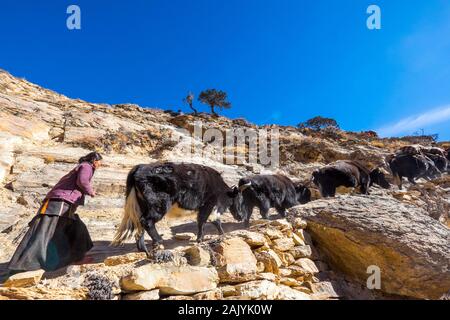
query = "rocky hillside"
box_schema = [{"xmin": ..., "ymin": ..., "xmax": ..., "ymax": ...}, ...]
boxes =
[{"xmin": 0, "ymin": 69, "xmax": 448, "ymax": 300}]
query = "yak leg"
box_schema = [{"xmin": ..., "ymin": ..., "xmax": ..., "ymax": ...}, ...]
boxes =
[
  {"xmin": 327, "ymin": 186, "xmax": 336, "ymax": 197},
  {"xmin": 211, "ymin": 220, "xmax": 225, "ymax": 236},
  {"xmin": 393, "ymin": 174, "xmax": 402, "ymax": 190},
  {"xmin": 276, "ymin": 207, "xmax": 287, "ymax": 218},
  {"xmin": 210, "ymin": 207, "xmax": 225, "ymax": 236},
  {"xmin": 141, "ymin": 217, "xmax": 163, "ymax": 249},
  {"xmin": 360, "ymin": 181, "xmax": 370, "ymax": 195},
  {"xmin": 242, "ymin": 203, "xmax": 255, "ymax": 229},
  {"xmin": 243, "ymin": 215, "xmax": 251, "ymax": 229},
  {"xmin": 197, "ymin": 204, "xmax": 214, "ymax": 243},
  {"xmin": 135, "ymin": 232, "xmax": 147, "ymax": 254},
  {"xmin": 243, "ymin": 206, "xmax": 254, "ymax": 228},
  {"xmin": 259, "ymin": 198, "xmax": 271, "ymax": 220},
  {"xmin": 260, "ymin": 207, "xmax": 270, "ymax": 220},
  {"xmin": 407, "ymin": 177, "xmax": 416, "ymax": 185}
]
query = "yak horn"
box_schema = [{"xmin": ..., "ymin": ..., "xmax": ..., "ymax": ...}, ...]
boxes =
[{"xmin": 239, "ymin": 182, "xmax": 252, "ymax": 192}]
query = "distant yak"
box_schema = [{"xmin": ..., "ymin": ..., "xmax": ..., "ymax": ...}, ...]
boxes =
[
  {"xmin": 388, "ymin": 153, "xmax": 442, "ymax": 190},
  {"xmin": 228, "ymin": 175, "xmax": 311, "ymax": 227},
  {"xmin": 388, "ymin": 145, "xmax": 449, "ymax": 189},
  {"xmin": 312, "ymin": 160, "xmax": 390, "ymax": 197}
]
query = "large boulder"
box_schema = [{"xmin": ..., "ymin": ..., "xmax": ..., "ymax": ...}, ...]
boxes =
[{"xmin": 290, "ymin": 195, "xmax": 450, "ymax": 299}]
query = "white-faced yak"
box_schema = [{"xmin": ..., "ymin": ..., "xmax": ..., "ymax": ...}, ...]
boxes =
[
  {"xmin": 228, "ymin": 175, "xmax": 311, "ymax": 228},
  {"xmin": 312, "ymin": 160, "xmax": 390, "ymax": 197},
  {"xmin": 112, "ymin": 162, "xmax": 238, "ymax": 256}
]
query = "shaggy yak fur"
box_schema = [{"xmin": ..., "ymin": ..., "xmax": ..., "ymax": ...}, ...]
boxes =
[
  {"xmin": 312, "ymin": 160, "xmax": 390, "ymax": 197},
  {"xmin": 112, "ymin": 162, "xmax": 237, "ymax": 256},
  {"xmin": 228, "ymin": 175, "xmax": 311, "ymax": 227}
]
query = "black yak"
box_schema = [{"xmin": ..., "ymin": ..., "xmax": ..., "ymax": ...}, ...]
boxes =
[
  {"xmin": 388, "ymin": 154, "xmax": 441, "ymax": 190},
  {"xmin": 228, "ymin": 175, "xmax": 311, "ymax": 227},
  {"xmin": 312, "ymin": 160, "xmax": 390, "ymax": 197},
  {"xmin": 112, "ymin": 162, "xmax": 238, "ymax": 256}
]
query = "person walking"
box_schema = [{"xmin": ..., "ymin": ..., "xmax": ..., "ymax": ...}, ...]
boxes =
[{"xmin": 7, "ymin": 152, "xmax": 103, "ymax": 273}]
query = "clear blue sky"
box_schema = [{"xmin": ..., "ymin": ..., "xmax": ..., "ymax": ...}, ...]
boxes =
[{"xmin": 1, "ymin": 0, "xmax": 449, "ymax": 140}]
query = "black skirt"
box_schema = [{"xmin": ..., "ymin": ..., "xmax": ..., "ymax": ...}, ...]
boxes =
[{"xmin": 7, "ymin": 200, "xmax": 93, "ymax": 272}]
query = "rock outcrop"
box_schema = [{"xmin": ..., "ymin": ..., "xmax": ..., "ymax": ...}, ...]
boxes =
[{"xmin": 290, "ymin": 196, "xmax": 450, "ymax": 299}]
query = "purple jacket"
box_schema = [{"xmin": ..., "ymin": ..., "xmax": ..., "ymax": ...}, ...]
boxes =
[{"xmin": 45, "ymin": 162, "xmax": 95, "ymax": 207}]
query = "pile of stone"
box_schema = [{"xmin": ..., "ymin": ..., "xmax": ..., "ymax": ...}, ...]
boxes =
[{"xmin": 0, "ymin": 217, "xmax": 339, "ymax": 300}]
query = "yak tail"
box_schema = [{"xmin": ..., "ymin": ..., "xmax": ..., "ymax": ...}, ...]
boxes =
[{"xmin": 111, "ymin": 167, "xmax": 144, "ymax": 246}]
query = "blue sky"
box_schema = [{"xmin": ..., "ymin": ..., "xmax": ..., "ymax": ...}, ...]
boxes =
[{"xmin": 0, "ymin": 0, "xmax": 449, "ymax": 140}]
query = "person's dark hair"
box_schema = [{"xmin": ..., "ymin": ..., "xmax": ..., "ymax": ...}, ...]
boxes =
[{"xmin": 79, "ymin": 152, "xmax": 103, "ymax": 164}]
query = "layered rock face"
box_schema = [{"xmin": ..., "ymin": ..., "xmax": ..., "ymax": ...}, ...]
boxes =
[{"xmin": 0, "ymin": 69, "xmax": 449, "ymax": 300}]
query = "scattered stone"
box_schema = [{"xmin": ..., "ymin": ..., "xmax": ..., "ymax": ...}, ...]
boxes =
[
  {"xmin": 292, "ymin": 233, "xmax": 305, "ymax": 246},
  {"xmin": 104, "ymin": 252, "xmax": 147, "ymax": 266},
  {"xmin": 293, "ymin": 286, "xmax": 313, "ymax": 295},
  {"xmin": 223, "ymin": 295, "xmax": 252, "ymax": 300},
  {"xmin": 269, "ymin": 219, "xmax": 292, "ymax": 231},
  {"xmin": 276, "ymin": 285, "xmax": 312, "ymax": 300},
  {"xmin": 0, "ymin": 287, "xmax": 88, "ymax": 300},
  {"xmin": 234, "ymin": 280, "xmax": 279, "ymax": 300},
  {"xmin": 228, "ymin": 230, "xmax": 267, "ymax": 248},
  {"xmin": 261, "ymin": 227, "xmax": 284, "ymax": 240},
  {"xmin": 289, "ymin": 245, "xmax": 312, "ymax": 259},
  {"xmin": 277, "ymin": 252, "xmax": 295, "ymax": 267},
  {"xmin": 255, "ymin": 250, "xmax": 282, "ymax": 274},
  {"xmin": 220, "ymin": 285, "xmax": 237, "ymax": 297},
  {"xmin": 163, "ymin": 295, "xmax": 194, "ymax": 300},
  {"xmin": 174, "ymin": 233, "xmax": 195, "ymax": 241},
  {"xmin": 256, "ymin": 261, "xmax": 265, "ymax": 273},
  {"xmin": 278, "ymin": 268, "xmax": 293, "ymax": 278},
  {"xmin": 3, "ymin": 270, "xmax": 45, "ymax": 288},
  {"xmin": 256, "ymin": 273, "xmax": 278, "ymax": 282},
  {"xmin": 291, "ymin": 217, "xmax": 308, "ymax": 230},
  {"xmin": 184, "ymin": 245, "xmax": 211, "ymax": 267},
  {"xmin": 250, "ymin": 220, "xmax": 270, "ymax": 228},
  {"xmin": 272, "ymin": 237, "xmax": 295, "ymax": 252},
  {"xmin": 310, "ymin": 281, "xmax": 340, "ymax": 299},
  {"xmin": 280, "ymin": 277, "xmax": 303, "ymax": 287},
  {"xmin": 293, "ymin": 258, "xmax": 319, "ymax": 275},
  {"xmin": 193, "ymin": 288, "xmax": 223, "ymax": 300}
]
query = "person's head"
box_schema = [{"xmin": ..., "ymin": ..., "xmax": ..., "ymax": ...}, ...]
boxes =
[{"xmin": 79, "ymin": 152, "xmax": 103, "ymax": 169}]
